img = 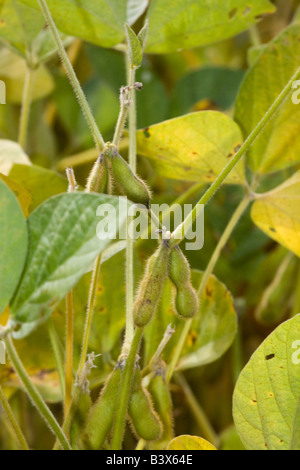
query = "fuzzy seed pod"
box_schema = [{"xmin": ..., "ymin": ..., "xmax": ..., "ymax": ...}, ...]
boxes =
[
  {"xmin": 128, "ymin": 369, "xmax": 162, "ymax": 441},
  {"xmin": 148, "ymin": 372, "xmax": 174, "ymax": 450},
  {"xmin": 168, "ymin": 247, "xmax": 199, "ymax": 319},
  {"xmin": 86, "ymin": 155, "xmax": 108, "ymax": 193},
  {"xmin": 109, "ymin": 151, "xmax": 151, "ymax": 207},
  {"xmin": 78, "ymin": 367, "xmax": 122, "ymax": 450},
  {"xmin": 133, "ymin": 244, "xmax": 170, "ymax": 327},
  {"xmin": 70, "ymin": 391, "xmax": 92, "ymax": 449}
]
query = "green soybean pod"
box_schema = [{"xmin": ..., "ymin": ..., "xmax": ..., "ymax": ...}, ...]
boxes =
[
  {"xmin": 78, "ymin": 367, "xmax": 121, "ymax": 450},
  {"xmin": 133, "ymin": 243, "xmax": 170, "ymax": 327},
  {"xmin": 168, "ymin": 247, "xmax": 199, "ymax": 319},
  {"xmin": 128, "ymin": 369, "xmax": 162, "ymax": 441},
  {"xmin": 69, "ymin": 391, "xmax": 92, "ymax": 449},
  {"xmin": 148, "ymin": 372, "xmax": 174, "ymax": 450},
  {"xmin": 110, "ymin": 151, "xmax": 151, "ymax": 207},
  {"xmin": 86, "ymin": 154, "xmax": 108, "ymax": 193}
]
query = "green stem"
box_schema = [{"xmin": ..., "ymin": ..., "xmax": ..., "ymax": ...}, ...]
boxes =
[
  {"xmin": 167, "ymin": 195, "xmax": 250, "ymax": 382},
  {"xmin": 249, "ymin": 25, "xmax": 261, "ymax": 47},
  {"xmin": 77, "ymin": 254, "xmax": 102, "ymax": 376},
  {"xmin": 0, "ymin": 385, "xmax": 29, "ymax": 450},
  {"xmin": 175, "ymin": 373, "xmax": 219, "ymax": 448},
  {"xmin": 123, "ymin": 59, "xmax": 137, "ymax": 353},
  {"xmin": 291, "ymin": 260, "xmax": 300, "ymax": 318},
  {"xmin": 170, "ymin": 62, "xmax": 300, "ymax": 247},
  {"xmin": 5, "ymin": 335, "xmax": 71, "ymax": 450},
  {"xmin": 48, "ymin": 319, "xmax": 65, "ymax": 399},
  {"xmin": 37, "ymin": 0, "xmax": 105, "ymax": 151},
  {"xmin": 65, "ymin": 290, "xmax": 74, "ymax": 417},
  {"xmin": 18, "ymin": 65, "xmax": 33, "ymax": 150},
  {"xmin": 111, "ymin": 327, "xmax": 143, "ymax": 450}
]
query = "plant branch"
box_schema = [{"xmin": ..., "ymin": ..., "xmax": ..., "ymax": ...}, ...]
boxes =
[
  {"xmin": 5, "ymin": 335, "xmax": 71, "ymax": 450},
  {"xmin": 175, "ymin": 373, "xmax": 219, "ymax": 448},
  {"xmin": 0, "ymin": 385, "xmax": 29, "ymax": 450},
  {"xmin": 111, "ymin": 327, "xmax": 143, "ymax": 450},
  {"xmin": 170, "ymin": 63, "xmax": 300, "ymax": 247},
  {"xmin": 37, "ymin": 0, "xmax": 105, "ymax": 151},
  {"xmin": 18, "ymin": 65, "xmax": 34, "ymax": 150},
  {"xmin": 48, "ymin": 319, "xmax": 65, "ymax": 399},
  {"xmin": 167, "ymin": 195, "xmax": 250, "ymax": 382}
]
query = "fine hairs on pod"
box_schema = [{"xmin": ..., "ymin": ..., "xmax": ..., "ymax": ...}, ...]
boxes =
[
  {"xmin": 78, "ymin": 366, "xmax": 122, "ymax": 450},
  {"xmin": 168, "ymin": 246, "xmax": 199, "ymax": 319},
  {"xmin": 128, "ymin": 368, "xmax": 162, "ymax": 441},
  {"xmin": 133, "ymin": 242, "xmax": 171, "ymax": 327},
  {"xmin": 108, "ymin": 150, "xmax": 151, "ymax": 208}
]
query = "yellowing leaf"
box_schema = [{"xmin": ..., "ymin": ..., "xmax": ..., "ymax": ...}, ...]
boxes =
[
  {"xmin": 136, "ymin": 112, "xmax": 245, "ymax": 185},
  {"xmin": 233, "ymin": 314, "xmax": 300, "ymax": 450},
  {"xmin": 0, "ymin": 140, "xmax": 31, "ymax": 176},
  {"xmin": 235, "ymin": 25, "xmax": 300, "ymax": 174},
  {"xmin": 166, "ymin": 435, "xmax": 216, "ymax": 450},
  {"xmin": 251, "ymin": 172, "xmax": 300, "ymax": 257},
  {"xmin": 145, "ymin": 0, "xmax": 275, "ymax": 54},
  {"xmin": 0, "ymin": 174, "xmax": 32, "ymax": 217}
]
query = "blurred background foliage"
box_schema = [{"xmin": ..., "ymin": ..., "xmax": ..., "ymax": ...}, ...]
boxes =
[{"xmin": 1, "ymin": 0, "xmax": 300, "ymax": 450}]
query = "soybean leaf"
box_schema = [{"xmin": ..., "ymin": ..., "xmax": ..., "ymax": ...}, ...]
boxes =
[
  {"xmin": 233, "ymin": 314, "xmax": 300, "ymax": 450},
  {"xmin": 145, "ymin": 0, "xmax": 275, "ymax": 54},
  {"xmin": 10, "ymin": 192, "xmax": 128, "ymax": 337},
  {"xmin": 0, "ymin": 179, "xmax": 28, "ymax": 315},
  {"xmin": 170, "ymin": 67, "xmax": 245, "ymax": 117},
  {"xmin": 0, "ymin": 173, "xmax": 32, "ymax": 216},
  {"xmin": 0, "ymin": 0, "xmax": 45, "ymax": 55},
  {"xmin": 125, "ymin": 24, "xmax": 143, "ymax": 68},
  {"xmin": 166, "ymin": 435, "xmax": 216, "ymax": 450},
  {"xmin": 9, "ymin": 164, "xmax": 68, "ymax": 212},
  {"xmin": 144, "ymin": 271, "xmax": 237, "ymax": 370},
  {"xmin": 0, "ymin": 140, "xmax": 30, "ymax": 176},
  {"xmin": 20, "ymin": 0, "xmax": 147, "ymax": 49},
  {"xmin": 251, "ymin": 172, "xmax": 300, "ymax": 257},
  {"xmin": 136, "ymin": 112, "xmax": 245, "ymax": 185},
  {"xmin": 235, "ymin": 25, "xmax": 300, "ymax": 174}
]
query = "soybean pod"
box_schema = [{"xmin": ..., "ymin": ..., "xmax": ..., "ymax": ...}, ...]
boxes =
[
  {"xmin": 78, "ymin": 366, "xmax": 122, "ymax": 450},
  {"xmin": 133, "ymin": 243, "xmax": 170, "ymax": 327},
  {"xmin": 168, "ymin": 246, "xmax": 199, "ymax": 319},
  {"xmin": 128, "ymin": 369, "xmax": 162, "ymax": 441}
]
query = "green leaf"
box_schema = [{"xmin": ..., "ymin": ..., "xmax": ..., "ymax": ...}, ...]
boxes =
[
  {"xmin": 0, "ymin": 179, "xmax": 28, "ymax": 315},
  {"xmin": 0, "ymin": 140, "xmax": 31, "ymax": 176},
  {"xmin": 233, "ymin": 314, "xmax": 300, "ymax": 450},
  {"xmin": 136, "ymin": 112, "xmax": 245, "ymax": 185},
  {"xmin": 0, "ymin": 0, "xmax": 45, "ymax": 55},
  {"xmin": 20, "ymin": 0, "xmax": 147, "ymax": 49},
  {"xmin": 144, "ymin": 271, "xmax": 237, "ymax": 370},
  {"xmin": 0, "ymin": 173, "xmax": 32, "ymax": 217},
  {"xmin": 9, "ymin": 164, "xmax": 68, "ymax": 212},
  {"xmin": 178, "ymin": 271, "xmax": 237, "ymax": 370},
  {"xmin": 145, "ymin": 0, "xmax": 275, "ymax": 54},
  {"xmin": 125, "ymin": 24, "xmax": 143, "ymax": 68},
  {"xmin": 170, "ymin": 67, "xmax": 245, "ymax": 117},
  {"xmin": 235, "ymin": 24, "xmax": 300, "ymax": 174},
  {"xmin": 166, "ymin": 435, "xmax": 216, "ymax": 450},
  {"xmin": 251, "ymin": 172, "xmax": 300, "ymax": 257},
  {"xmin": 10, "ymin": 192, "xmax": 128, "ymax": 337}
]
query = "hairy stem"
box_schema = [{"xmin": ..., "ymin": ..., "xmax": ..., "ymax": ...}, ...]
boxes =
[
  {"xmin": 77, "ymin": 254, "xmax": 102, "ymax": 376},
  {"xmin": 170, "ymin": 63, "xmax": 300, "ymax": 247},
  {"xmin": 65, "ymin": 290, "xmax": 74, "ymax": 417},
  {"xmin": 37, "ymin": 0, "xmax": 105, "ymax": 151},
  {"xmin": 5, "ymin": 335, "xmax": 71, "ymax": 450},
  {"xmin": 0, "ymin": 385, "xmax": 29, "ymax": 450},
  {"xmin": 123, "ymin": 61, "xmax": 137, "ymax": 353},
  {"xmin": 111, "ymin": 327, "xmax": 143, "ymax": 450},
  {"xmin": 18, "ymin": 66, "xmax": 33, "ymax": 150},
  {"xmin": 167, "ymin": 195, "xmax": 250, "ymax": 382},
  {"xmin": 48, "ymin": 319, "xmax": 65, "ymax": 398}
]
